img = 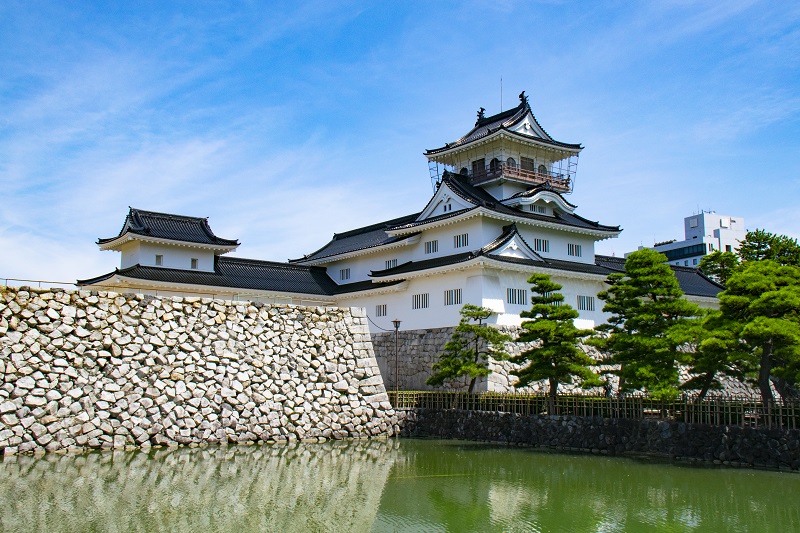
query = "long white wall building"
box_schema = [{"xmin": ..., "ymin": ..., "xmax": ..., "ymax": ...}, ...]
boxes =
[{"xmin": 79, "ymin": 92, "xmax": 724, "ymax": 332}]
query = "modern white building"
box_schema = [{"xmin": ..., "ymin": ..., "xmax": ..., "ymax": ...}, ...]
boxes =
[
  {"xmin": 79, "ymin": 92, "xmax": 723, "ymax": 331},
  {"xmin": 653, "ymin": 212, "xmax": 746, "ymax": 267}
]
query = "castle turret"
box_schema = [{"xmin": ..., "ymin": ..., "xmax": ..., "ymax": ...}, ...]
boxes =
[{"xmin": 424, "ymin": 91, "xmax": 582, "ymax": 200}]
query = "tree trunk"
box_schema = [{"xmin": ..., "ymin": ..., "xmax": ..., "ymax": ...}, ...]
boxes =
[
  {"xmin": 759, "ymin": 340, "xmax": 775, "ymax": 409},
  {"xmin": 548, "ymin": 377, "xmax": 558, "ymax": 415},
  {"xmin": 698, "ymin": 372, "xmax": 716, "ymax": 400},
  {"xmin": 468, "ymin": 377, "xmax": 476, "ymax": 394}
]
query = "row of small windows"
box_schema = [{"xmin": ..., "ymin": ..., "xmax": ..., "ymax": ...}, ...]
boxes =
[
  {"xmin": 155, "ymin": 255, "xmax": 198, "ymax": 269},
  {"xmin": 507, "ymin": 289, "xmax": 595, "ymax": 312},
  {"xmin": 376, "ymin": 290, "xmax": 596, "ymax": 314}
]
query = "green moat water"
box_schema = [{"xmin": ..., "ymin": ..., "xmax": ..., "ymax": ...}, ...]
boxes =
[{"xmin": 0, "ymin": 439, "xmax": 797, "ymax": 532}]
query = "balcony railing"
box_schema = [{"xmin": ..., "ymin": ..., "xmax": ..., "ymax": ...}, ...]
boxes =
[{"xmin": 465, "ymin": 163, "xmax": 572, "ymax": 192}]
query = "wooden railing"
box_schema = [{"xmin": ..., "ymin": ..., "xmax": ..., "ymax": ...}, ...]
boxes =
[
  {"xmin": 467, "ymin": 164, "xmax": 571, "ymax": 192},
  {"xmin": 388, "ymin": 391, "xmax": 800, "ymax": 430}
]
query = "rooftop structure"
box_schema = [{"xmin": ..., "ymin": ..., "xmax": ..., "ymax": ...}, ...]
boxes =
[{"xmin": 652, "ymin": 212, "xmax": 746, "ymax": 267}]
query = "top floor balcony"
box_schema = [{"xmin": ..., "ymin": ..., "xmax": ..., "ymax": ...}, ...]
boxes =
[{"xmin": 464, "ymin": 161, "xmax": 572, "ymax": 193}]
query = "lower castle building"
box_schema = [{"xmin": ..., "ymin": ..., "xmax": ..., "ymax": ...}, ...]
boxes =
[{"xmin": 78, "ymin": 93, "xmax": 723, "ymax": 333}]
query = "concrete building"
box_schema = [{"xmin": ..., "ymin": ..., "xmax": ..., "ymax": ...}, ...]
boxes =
[{"xmin": 653, "ymin": 212, "xmax": 746, "ymax": 267}]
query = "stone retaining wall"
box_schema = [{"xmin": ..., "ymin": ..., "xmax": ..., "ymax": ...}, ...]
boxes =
[
  {"xmin": 0, "ymin": 286, "xmax": 400, "ymax": 454},
  {"xmin": 403, "ymin": 409, "xmax": 800, "ymax": 470},
  {"xmin": 372, "ymin": 327, "xmax": 759, "ymax": 395}
]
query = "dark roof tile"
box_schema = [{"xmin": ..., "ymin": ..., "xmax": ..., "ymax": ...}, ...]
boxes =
[{"xmin": 98, "ymin": 208, "xmax": 239, "ymax": 247}]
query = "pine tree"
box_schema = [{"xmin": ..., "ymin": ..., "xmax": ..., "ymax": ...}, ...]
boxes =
[
  {"xmin": 427, "ymin": 304, "xmax": 511, "ymax": 393},
  {"xmin": 719, "ymin": 260, "xmax": 800, "ymax": 405},
  {"xmin": 698, "ymin": 250, "xmax": 739, "ymax": 285},
  {"xmin": 511, "ymin": 274, "xmax": 600, "ymax": 414},
  {"xmin": 738, "ymin": 229, "xmax": 800, "ymax": 266},
  {"xmin": 671, "ymin": 310, "xmax": 752, "ymax": 399},
  {"xmin": 591, "ymin": 248, "xmax": 701, "ymax": 399}
]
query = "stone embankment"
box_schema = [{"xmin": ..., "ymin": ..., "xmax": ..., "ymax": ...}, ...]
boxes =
[
  {"xmin": 0, "ymin": 286, "xmax": 399, "ymax": 454},
  {"xmin": 404, "ymin": 409, "xmax": 800, "ymax": 470}
]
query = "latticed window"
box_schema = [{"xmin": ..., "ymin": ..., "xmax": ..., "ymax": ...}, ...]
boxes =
[
  {"xmin": 577, "ymin": 295, "xmax": 595, "ymax": 311},
  {"xmin": 534, "ymin": 238, "xmax": 550, "ymax": 253},
  {"xmin": 453, "ymin": 233, "xmax": 468, "ymax": 248},
  {"xmin": 412, "ymin": 293, "xmax": 430, "ymax": 310},
  {"xmin": 340, "ymin": 268, "xmax": 350, "ymax": 281},
  {"xmin": 376, "ymin": 304, "xmax": 387, "ymax": 317},
  {"xmin": 385, "ymin": 259, "xmax": 397, "ymax": 269},
  {"xmin": 424, "ymin": 240, "xmax": 438, "ymax": 254},
  {"xmin": 444, "ymin": 288, "xmax": 462, "ymax": 306},
  {"xmin": 507, "ymin": 288, "xmax": 527, "ymax": 305},
  {"xmin": 568, "ymin": 243, "xmax": 582, "ymax": 257}
]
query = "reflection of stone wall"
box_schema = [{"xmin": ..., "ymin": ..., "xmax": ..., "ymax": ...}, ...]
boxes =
[
  {"xmin": 0, "ymin": 440, "xmax": 401, "ymax": 532},
  {"xmin": 403, "ymin": 409, "xmax": 800, "ymax": 470},
  {"xmin": 0, "ymin": 286, "xmax": 399, "ymax": 454}
]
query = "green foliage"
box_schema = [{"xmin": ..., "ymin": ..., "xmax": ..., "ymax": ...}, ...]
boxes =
[
  {"xmin": 698, "ymin": 250, "xmax": 739, "ymax": 285},
  {"xmin": 671, "ymin": 310, "xmax": 752, "ymax": 399},
  {"xmin": 590, "ymin": 248, "xmax": 701, "ymax": 399},
  {"xmin": 738, "ymin": 229, "xmax": 800, "ymax": 266},
  {"xmin": 427, "ymin": 304, "xmax": 511, "ymax": 393},
  {"xmin": 511, "ymin": 274, "xmax": 600, "ymax": 412},
  {"xmin": 719, "ymin": 260, "xmax": 800, "ymax": 403}
]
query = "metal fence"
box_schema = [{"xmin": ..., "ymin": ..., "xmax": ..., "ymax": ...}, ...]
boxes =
[{"xmin": 388, "ymin": 391, "xmax": 800, "ymax": 430}]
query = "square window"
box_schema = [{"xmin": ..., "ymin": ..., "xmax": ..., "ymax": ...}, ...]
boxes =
[
  {"xmin": 376, "ymin": 304, "xmax": 387, "ymax": 317},
  {"xmin": 385, "ymin": 258, "xmax": 397, "ymax": 269},
  {"xmin": 190, "ymin": 258, "xmax": 198, "ymax": 269},
  {"xmin": 577, "ymin": 295, "xmax": 595, "ymax": 311},
  {"xmin": 444, "ymin": 288, "xmax": 462, "ymax": 306},
  {"xmin": 453, "ymin": 233, "xmax": 468, "ymax": 248},
  {"xmin": 507, "ymin": 288, "xmax": 527, "ymax": 305},
  {"xmin": 534, "ymin": 238, "xmax": 549, "ymax": 253},
  {"xmin": 155, "ymin": 254, "xmax": 163, "ymax": 266},
  {"xmin": 424, "ymin": 240, "xmax": 438, "ymax": 254},
  {"xmin": 568, "ymin": 243, "xmax": 582, "ymax": 257},
  {"xmin": 340, "ymin": 268, "xmax": 350, "ymax": 281},
  {"xmin": 412, "ymin": 293, "xmax": 429, "ymax": 310}
]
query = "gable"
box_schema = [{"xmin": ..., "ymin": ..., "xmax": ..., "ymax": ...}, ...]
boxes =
[{"xmin": 416, "ymin": 181, "xmax": 476, "ymax": 221}]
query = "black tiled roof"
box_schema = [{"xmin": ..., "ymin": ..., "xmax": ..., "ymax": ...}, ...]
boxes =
[
  {"xmin": 367, "ymin": 248, "xmax": 723, "ymax": 298},
  {"xmin": 98, "ymin": 208, "xmax": 239, "ymax": 247},
  {"xmin": 594, "ymin": 255, "xmax": 724, "ymax": 298},
  {"xmin": 77, "ymin": 256, "xmax": 402, "ymax": 296},
  {"xmin": 425, "ymin": 97, "xmax": 582, "ymax": 155},
  {"xmin": 290, "ymin": 213, "xmax": 420, "ymax": 263},
  {"xmin": 388, "ymin": 173, "xmax": 621, "ymax": 234}
]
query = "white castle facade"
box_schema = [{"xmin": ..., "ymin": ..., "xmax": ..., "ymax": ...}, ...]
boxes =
[{"xmin": 79, "ymin": 93, "xmax": 723, "ymax": 332}]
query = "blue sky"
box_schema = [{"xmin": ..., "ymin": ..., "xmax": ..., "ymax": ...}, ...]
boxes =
[{"xmin": 1, "ymin": 1, "xmax": 798, "ymax": 283}]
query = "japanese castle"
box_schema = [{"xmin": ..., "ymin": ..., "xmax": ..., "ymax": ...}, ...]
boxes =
[{"xmin": 79, "ymin": 92, "xmax": 723, "ymax": 332}]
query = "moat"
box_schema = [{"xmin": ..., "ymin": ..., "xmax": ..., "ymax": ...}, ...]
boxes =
[{"xmin": 0, "ymin": 438, "xmax": 797, "ymax": 532}]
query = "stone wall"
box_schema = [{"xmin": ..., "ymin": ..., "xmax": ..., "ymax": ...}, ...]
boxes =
[
  {"xmin": 372, "ymin": 327, "xmax": 607, "ymax": 393},
  {"xmin": 0, "ymin": 286, "xmax": 400, "ymax": 454},
  {"xmin": 372, "ymin": 327, "xmax": 759, "ymax": 396},
  {"xmin": 403, "ymin": 409, "xmax": 800, "ymax": 470}
]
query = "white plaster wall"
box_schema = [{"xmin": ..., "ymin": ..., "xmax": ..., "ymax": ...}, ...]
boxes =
[
  {"xmin": 133, "ymin": 242, "xmax": 216, "ymax": 272},
  {"xmin": 515, "ymin": 225, "xmax": 596, "ymax": 264},
  {"xmin": 119, "ymin": 241, "xmax": 142, "ymax": 269}
]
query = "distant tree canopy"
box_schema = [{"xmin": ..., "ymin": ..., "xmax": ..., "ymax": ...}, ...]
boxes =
[
  {"xmin": 427, "ymin": 305, "xmax": 511, "ymax": 393},
  {"xmin": 699, "ymin": 230, "xmax": 800, "ymax": 285}
]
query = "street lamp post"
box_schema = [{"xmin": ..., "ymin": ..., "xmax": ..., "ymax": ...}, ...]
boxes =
[{"xmin": 391, "ymin": 319, "xmax": 401, "ymax": 404}]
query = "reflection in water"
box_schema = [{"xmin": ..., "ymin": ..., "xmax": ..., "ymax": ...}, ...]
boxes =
[{"xmin": 0, "ymin": 439, "xmax": 798, "ymax": 532}]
